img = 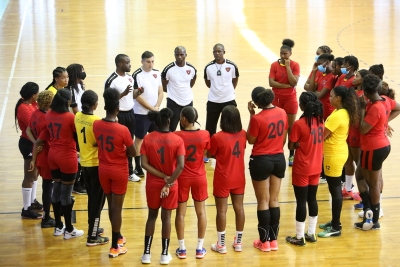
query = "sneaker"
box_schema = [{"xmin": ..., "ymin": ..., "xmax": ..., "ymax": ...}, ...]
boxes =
[
  {"xmin": 97, "ymin": 227, "xmax": 104, "ymax": 236},
  {"xmin": 118, "ymin": 236, "xmax": 126, "ymax": 247},
  {"xmin": 288, "ymin": 156, "xmax": 294, "ymax": 166},
  {"xmin": 354, "ymin": 221, "xmax": 364, "ymax": 230},
  {"xmin": 21, "ymin": 208, "xmax": 42, "ymax": 219},
  {"xmin": 31, "ymin": 199, "xmax": 43, "ymax": 211},
  {"xmin": 319, "ymin": 177, "xmax": 327, "ymax": 184},
  {"xmin": 269, "ymin": 240, "xmax": 278, "ymax": 251},
  {"xmin": 286, "ymin": 236, "xmax": 306, "ymax": 246},
  {"xmin": 358, "ymin": 210, "xmax": 365, "ymax": 218},
  {"xmin": 232, "ymin": 236, "xmax": 242, "ymax": 252},
  {"xmin": 72, "ymin": 185, "xmax": 87, "ymax": 194},
  {"xmin": 141, "ymin": 253, "xmax": 151, "ymax": 264},
  {"xmin": 211, "ymin": 242, "xmax": 227, "ymax": 254},
  {"xmin": 160, "ymin": 253, "xmax": 172, "ymax": 265},
  {"xmin": 54, "ymin": 224, "xmax": 65, "ymax": 236},
  {"xmin": 304, "ymin": 233, "xmax": 317, "ymax": 243},
  {"xmin": 253, "ymin": 239, "xmax": 270, "ymax": 252},
  {"xmin": 342, "ymin": 188, "xmax": 361, "ymax": 200},
  {"xmin": 175, "ymin": 248, "xmax": 186, "ymax": 259},
  {"xmin": 109, "ymin": 246, "xmax": 127, "ymax": 258},
  {"xmin": 363, "ymin": 209, "xmax": 374, "ymax": 231},
  {"xmin": 196, "ymin": 247, "xmax": 207, "ymax": 259},
  {"xmin": 317, "ymin": 226, "xmax": 341, "ymax": 238},
  {"xmin": 64, "ymin": 226, "xmax": 84, "ymax": 239},
  {"xmin": 41, "ymin": 217, "xmax": 56, "ymax": 228},
  {"xmin": 380, "ymin": 207, "xmax": 384, "ymax": 218},
  {"xmin": 86, "ymin": 236, "xmax": 109, "ymax": 246},
  {"xmin": 354, "ymin": 201, "xmax": 364, "ymax": 210},
  {"xmin": 204, "ymin": 157, "xmax": 210, "ymax": 163},
  {"xmin": 128, "ymin": 174, "xmax": 141, "ymax": 182},
  {"xmin": 372, "ymin": 222, "xmax": 381, "ymax": 230},
  {"xmin": 134, "ymin": 168, "xmax": 145, "ymax": 177},
  {"xmin": 319, "ymin": 221, "xmax": 342, "ymax": 230}
]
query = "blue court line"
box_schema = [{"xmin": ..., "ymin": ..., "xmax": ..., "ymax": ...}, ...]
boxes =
[{"xmin": 0, "ymin": 0, "xmax": 10, "ymax": 22}]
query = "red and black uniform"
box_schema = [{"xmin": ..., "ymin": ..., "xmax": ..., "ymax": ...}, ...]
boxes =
[
  {"xmin": 314, "ymin": 72, "xmax": 336, "ymax": 120},
  {"xmin": 360, "ymin": 100, "xmax": 390, "ymax": 171},
  {"xmin": 208, "ymin": 130, "xmax": 246, "ymax": 198},
  {"xmin": 335, "ymin": 74, "xmax": 355, "ymax": 88},
  {"xmin": 174, "ymin": 129, "xmax": 210, "ymax": 202},
  {"xmin": 93, "ymin": 120, "xmax": 133, "ymax": 195},
  {"xmin": 248, "ymin": 107, "xmax": 288, "ymax": 180},
  {"xmin": 289, "ymin": 117, "xmax": 324, "ymax": 186},
  {"xmin": 347, "ymin": 89, "xmax": 364, "ymax": 147},
  {"xmin": 269, "ymin": 60, "xmax": 300, "ymax": 114},
  {"xmin": 141, "ymin": 131, "xmax": 185, "ymax": 210},
  {"xmin": 30, "ymin": 109, "xmax": 51, "ymax": 179},
  {"xmin": 17, "ymin": 102, "xmax": 38, "ymax": 159}
]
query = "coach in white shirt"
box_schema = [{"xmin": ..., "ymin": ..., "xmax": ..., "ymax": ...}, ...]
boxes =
[
  {"xmin": 132, "ymin": 51, "xmax": 164, "ymax": 176},
  {"xmin": 161, "ymin": 46, "xmax": 197, "ymax": 131},
  {"xmin": 204, "ymin": 43, "xmax": 239, "ymax": 137}
]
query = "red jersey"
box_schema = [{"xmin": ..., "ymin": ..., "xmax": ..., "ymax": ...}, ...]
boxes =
[
  {"xmin": 315, "ymin": 72, "xmax": 335, "ymax": 119},
  {"xmin": 29, "ymin": 109, "xmax": 50, "ymax": 167},
  {"xmin": 248, "ymin": 107, "xmax": 288, "ymax": 155},
  {"xmin": 208, "ymin": 130, "xmax": 246, "ymax": 188},
  {"xmin": 174, "ymin": 129, "xmax": 210, "ymax": 179},
  {"xmin": 140, "ymin": 131, "xmax": 185, "ymax": 180},
  {"xmin": 289, "ymin": 117, "xmax": 323, "ymax": 175},
  {"xmin": 335, "ymin": 74, "xmax": 355, "ymax": 88},
  {"xmin": 361, "ymin": 101, "xmax": 389, "ymax": 150},
  {"xmin": 381, "ymin": 95, "xmax": 396, "ymax": 124},
  {"xmin": 93, "ymin": 120, "xmax": 133, "ymax": 170},
  {"xmin": 269, "ymin": 60, "xmax": 300, "ymax": 98},
  {"xmin": 17, "ymin": 102, "xmax": 38, "ymax": 140},
  {"xmin": 39, "ymin": 111, "xmax": 76, "ymax": 156}
]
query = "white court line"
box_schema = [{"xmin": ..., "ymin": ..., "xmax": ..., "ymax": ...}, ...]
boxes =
[{"xmin": 0, "ymin": 0, "xmax": 31, "ymax": 133}]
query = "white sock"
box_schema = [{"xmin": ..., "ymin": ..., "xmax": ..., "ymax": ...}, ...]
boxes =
[
  {"xmin": 236, "ymin": 231, "xmax": 243, "ymax": 243},
  {"xmin": 31, "ymin": 181, "xmax": 37, "ymax": 203},
  {"xmin": 296, "ymin": 221, "xmax": 305, "ymax": 239},
  {"xmin": 197, "ymin": 238, "xmax": 204, "ymax": 250},
  {"xmin": 380, "ymin": 192, "xmax": 382, "ymax": 202},
  {"xmin": 345, "ymin": 175, "xmax": 354, "ymax": 191},
  {"xmin": 178, "ymin": 239, "xmax": 185, "ymax": 250},
  {"xmin": 22, "ymin": 188, "xmax": 32, "ymax": 210},
  {"xmin": 217, "ymin": 231, "xmax": 225, "ymax": 247},
  {"xmin": 308, "ymin": 215, "xmax": 318, "ymax": 235}
]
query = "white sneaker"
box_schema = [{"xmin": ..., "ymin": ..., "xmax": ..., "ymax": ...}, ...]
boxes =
[
  {"xmin": 362, "ymin": 209, "xmax": 374, "ymax": 231},
  {"xmin": 54, "ymin": 224, "xmax": 65, "ymax": 236},
  {"xmin": 128, "ymin": 174, "xmax": 141, "ymax": 182},
  {"xmin": 64, "ymin": 226, "xmax": 84, "ymax": 239},
  {"xmin": 141, "ymin": 253, "xmax": 151, "ymax": 264},
  {"xmin": 160, "ymin": 253, "xmax": 172, "ymax": 265},
  {"xmin": 319, "ymin": 177, "xmax": 327, "ymax": 184},
  {"xmin": 379, "ymin": 207, "xmax": 384, "ymax": 218}
]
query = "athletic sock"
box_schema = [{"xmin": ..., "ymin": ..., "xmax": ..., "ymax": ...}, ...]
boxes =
[
  {"xmin": 134, "ymin": 156, "xmax": 141, "ymax": 170},
  {"xmin": 143, "ymin": 235, "xmax": 153, "ymax": 255},
  {"xmin": 345, "ymin": 175, "xmax": 354, "ymax": 192},
  {"xmin": 31, "ymin": 181, "xmax": 37, "ymax": 203},
  {"xmin": 161, "ymin": 238, "xmax": 170, "ymax": 255},
  {"xmin": 296, "ymin": 221, "xmax": 305, "ymax": 239},
  {"xmin": 178, "ymin": 239, "xmax": 186, "ymax": 250},
  {"xmin": 217, "ymin": 231, "xmax": 225, "ymax": 246},
  {"xmin": 289, "ymin": 149, "xmax": 294, "ymax": 157},
  {"xmin": 22, "ymin": 188, "xmax": 32, "ymax": 210},
  {"xmin": 257, "ymin": 210, "xmax": 270, "ymax": 242},
  {"xmin": 371, "ymin": 203, "xmax": 380, "ymax": 223},
  {"xmin": 112, "ymin": 231, "xmax": 119, "ymax": 249},
  {"xmin": 308, "ymin": 215, "xmax": 318, "ymax": 235},
  {"xmin": 236, "ymin": 231, "xmax": 243, "ymax": 243},
  {"xmin": 196, "ymin": 238, "xmax": 204, "ymax": 250}
]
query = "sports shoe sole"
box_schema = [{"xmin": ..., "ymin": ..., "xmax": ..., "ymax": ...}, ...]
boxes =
[
  {"xmin": 86, "ymin": 238, "xmax": 109, "ymax": 246},
  {"xmin": 363, "ymin": 210, "xmax": 374, "ymax": 231}
]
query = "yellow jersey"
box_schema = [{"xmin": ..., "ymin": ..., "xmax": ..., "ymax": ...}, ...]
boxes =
[
  {"xmin": 324, "ymin": 108, "xmax": 349, "ymax": 156},
  {"xmin": 47, "ymin": 85, "xmax": 58, "ymax": 95},
  {"xmin": 74, "ymin": 112, "xmax": 101, "ymax": 167}
]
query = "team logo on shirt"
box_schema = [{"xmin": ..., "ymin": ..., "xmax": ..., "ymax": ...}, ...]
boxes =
[
  {"xmin": 153, "ymin": 74, "xmax": 157, "ymax": 78},
  {"xmin": 186, "ymin": 70, "xmax": 191, "ymax": 75},
  {"xmin": 225, "ymin": 67, "xmax": 231, "ymax": 72}
]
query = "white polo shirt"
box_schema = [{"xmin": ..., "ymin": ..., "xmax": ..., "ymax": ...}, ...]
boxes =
[
  {"xmin": 132, "ymin": 67, "xmax": 162, "ymax": 115},
  {"xmin": 161, "ymin": 61, "xmax": 197, "ymax": 106},
  {"xmin": 204, "ymin": 59, "xmax": 239, "ymax": 103},
  {"xmin": 104, "ymin": 72, "xmax": 134, "ymax": 111}
]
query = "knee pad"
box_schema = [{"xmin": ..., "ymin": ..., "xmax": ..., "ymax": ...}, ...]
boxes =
[
  {"xmin": 60, "ymin": 184, "xmax": 74, "ymax": 205},
  {"xmin": 52, "ymin": 182, "xmax": 61, "ymax": 203}
]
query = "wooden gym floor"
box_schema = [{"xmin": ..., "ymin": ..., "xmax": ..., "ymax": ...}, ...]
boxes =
[{"xmin": 0, "ymin": 0, "xmax": 400, "ymax": 266}]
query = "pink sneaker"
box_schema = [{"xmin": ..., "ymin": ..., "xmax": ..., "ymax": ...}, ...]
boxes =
[
  {"xmin": 253, "ymin": 239, "xmax": 270, "ymax": 252},
  {"xmin": 269, "ymin": 240, "xmax": 278, "ymax": 251},
  {"xmin": 342, "ymin": 188, "xmax": 361, "ymax": 200},
  {"xmin": 211, "ymin": 242, "xmax": 227, "ymax": 254},
  {"xmin": 232, "ymin": 236, "xmax": 242, "ymax": 252}
]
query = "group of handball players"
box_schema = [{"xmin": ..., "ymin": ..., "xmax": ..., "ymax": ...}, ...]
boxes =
[{"xmin": 14, "ymin": 38, "xmax": 400, "ymax": 264}]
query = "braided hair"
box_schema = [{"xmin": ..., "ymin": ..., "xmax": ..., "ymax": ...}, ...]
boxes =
[
  {"xmin": 318, "ymin": 45, "xmax": 333, "ymax": 54},
  {"xmin": 46, "ymin": 67, "xmax": 67, "ymax": 90},
  {"xmin": 148, "ymin": 108, "xmax": 173, "ymax": 129},
  {"xmin": 14, "ymin": 82, "xmax": 39, "ymax": 132},
  {"xmin": 67, "ymin": 63, "xmax": 85, "ymax": 94},
  {"xmin": 299, "ymin": 92, "xmax": 323, "ymax": 128}
]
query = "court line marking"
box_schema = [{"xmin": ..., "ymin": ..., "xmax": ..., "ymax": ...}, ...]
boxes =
[{"xmin": 0, "ymin": 0, "xmax": 31, "ymax": 133}]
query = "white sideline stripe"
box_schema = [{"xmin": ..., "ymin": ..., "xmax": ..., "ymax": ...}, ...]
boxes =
[{"xmin": 0, "ymin": 0, "xmax": 31, "ymax": 133}]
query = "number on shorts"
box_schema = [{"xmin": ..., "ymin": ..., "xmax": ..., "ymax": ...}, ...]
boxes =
[
  {"xmin": 97, "ymin": 134, "xmax": 115, "ymax": 152},
  {"xmin": 267, "ymin": 120, "xmax": 284, "ymax": 139},
  {"xmin": 186, "ymin": 145, "xmax": 196, "ymax": 162},
  {"xmin": 311, "ymin": 126, "xmax": 324, "ymax": 144},
  {"xmin": 325, "ymin": 165, "xmax": 330, "ymax": 170},
  {"xmin": 232, "ymin": 141, "xmax": 241, "ymax": 158},
  {"xmin": 48, "ymin": 122, "xmax": 62, "ymax": 139},
  {"xmin": 158, "ymin": 146, "xmax": 165, "ymax": 164},
  {"xmin": 81, "ymin": 127, "xmax": 87, "ymax": 143}
]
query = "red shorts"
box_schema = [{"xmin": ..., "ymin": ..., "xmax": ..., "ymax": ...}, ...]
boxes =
[
  {"xmin": 347, "ymin": 126, "xmax": 361, "ymax": 147},
  {"xmin": 292, "ymin": 172, "xmax": 320, "ymax": 187},
  {"xmin": 178, "ymin": 176, "xmax": 208, "ymax": 202},
  {"xmin": 36, "ymin": 152, "xmax": 52, "ymax": 180},
  {"xmin": 213, "ymin": 185, "xmax": 245, "ymax": 198},
  {"xmin": 48, "ymin": 149, "xmax": 78, "ymax": 174},
  {"xmin": 146, "ymin": 178, "xmax": 178, "ymax": 210},
  {"xmin": 272, "ymin": 95, "xmax": 298, "ymax": 114},
  {"xmin": 99, "ymin": 167, "xmax": 128, "ymax": 195}
]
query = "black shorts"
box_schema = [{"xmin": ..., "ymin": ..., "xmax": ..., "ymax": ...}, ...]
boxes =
[
  {"xmin": 134, "ymin": 114, "xmax": 157, "ymax": 139},
  {"xmin": 117, "ymin": 109, "xmax": 135, "ymax": 137},
  {"xmin": 19, "ymin": 137, "xmax": 33, "ymax": 160},
  {"xmin": 249, "ymin": 153, "xmax": 286, "ymax": 181},
  {"xmin": 360, "ymin": 145, "xmax": 390, "ymax": 171},
  {"xmin": 51, "ymin": 169, "xmax": 76, "ymax": 182}
]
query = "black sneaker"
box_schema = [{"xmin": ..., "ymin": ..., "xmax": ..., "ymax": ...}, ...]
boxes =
[
  {"xmin": 21, "ymin": 208, "xmax": 42, "ymax": 219},
  {"xmin": 354, "ymin": 221, "xmax": 364, "ymax": 230},
  {"xmin": 73, "ymin": 185, "xmax": 87, "ymax": 195},
  {"xmin": 86, "ymin": 236, "xmax": 109, "ymax": 246},
  {"xmin": 134, "ymin": 168, "xmax": 145, "ymax": 177},
  {"xmin": 286, "ymin": 235, "xmax": 306, "ymax": 246},
  {"xmin": 31, "ymin": 199, "xmax": 43, "ymax": 211},
  {"xmin": 41, "ymin": 217, "xmax": 56, "ymax": 228},
  {"xmin": 371, "ymin": 222, "xmax": 380, "ymax": 230},
  {"xmin": 304, "ymin": 233, "xmax": 317, "ymax": 242},
  {"xmin": 97, "ymin": 227, "xmax": 104, "ymax": 236}
]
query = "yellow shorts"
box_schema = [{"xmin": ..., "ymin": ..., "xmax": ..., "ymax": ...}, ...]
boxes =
[{"xmin": 323, "ymin": 153, "xmax": 347, "ymax": 177}]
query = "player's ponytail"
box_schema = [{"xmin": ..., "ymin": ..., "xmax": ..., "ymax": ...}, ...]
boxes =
[
  {"xmin": 181, "ymin": 106, "xmax": 200, "ymax": 126},
  {"xmin": 46, "ymin": 67, "xmax": 67, "ymax": 90},
  {"xmin": 14, "ymin": 82, "xmax": 39, "ymax": 132},
  {"xmin": 148, "ymin": 108, "xmax": 173, "ymax": 129},
  {"xmin": 50, "ymin": 88, "xmax": 71, "ymax": 113}
]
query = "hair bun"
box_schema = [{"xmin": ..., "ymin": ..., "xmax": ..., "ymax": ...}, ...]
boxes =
[{"xmin": 282, "ymin": 39, "xmax": 295, "ymax": 48}]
